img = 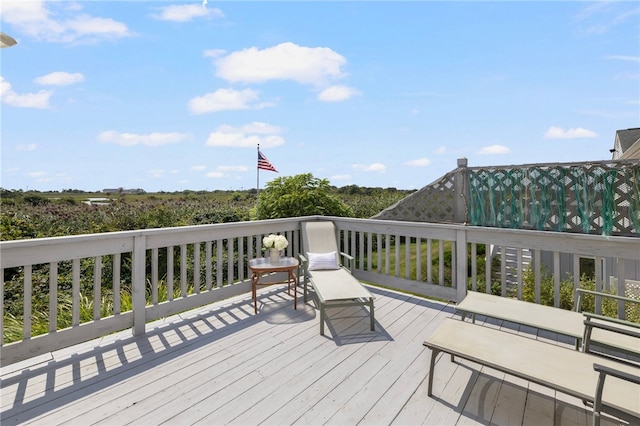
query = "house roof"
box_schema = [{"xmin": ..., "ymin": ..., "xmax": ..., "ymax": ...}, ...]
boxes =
[{"xmin": 615, "ymin": 128, "xmax": 640, "ymax": 158}]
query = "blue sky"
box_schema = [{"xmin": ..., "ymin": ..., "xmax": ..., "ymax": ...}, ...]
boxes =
[{"xmin": 1, "ymin": 1, "xmax": 638, "ymax": 192}]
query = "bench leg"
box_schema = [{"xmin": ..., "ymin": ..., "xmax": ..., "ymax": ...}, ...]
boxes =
[
  {"xmin": 593, "ymin": 371, "xmax": 606, "ymax": 426},
  {"xmin": 320, "ymin": 303, "xmax": 325, "ymax": 335},
  {"xmin": 369, "ymin": 298, "xmax": 375, "ymax": 331},
  {"xmin": 428, "ymin": 348, "xmax": 440, "ymax": 397}
]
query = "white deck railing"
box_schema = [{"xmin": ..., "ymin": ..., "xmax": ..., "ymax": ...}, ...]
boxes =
[{"xmin": 2, "ymin": 216, "xmax": 639, "ymax": 366}]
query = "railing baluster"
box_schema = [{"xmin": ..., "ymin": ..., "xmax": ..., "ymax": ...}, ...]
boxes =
[
  {"xmin": 94, "ymin": 256, "xmax": 102, "ymax": 320},
  {"xmin": 617, "ymin": 259, "xmax": 626, "ymax": 319},
  {"xmin": 405, "ymin": 237, "xmax": 411, "ymax": 280},
  {"xmin": 237, "ymin": 238, "xmax": 244, "ymax": 283},
  {"xmin": 0, "ymin": 268, "xmax": 4, "ymax": 343},
  {"xmin": 394, "ymin": 235, "xmax": 400, "ymax": 277},
  {"xmin": 181, "ymin": 244, "xmax": 187, "ymax": 298},
  {"xmin": 24, "ymin": 265, "xmax": 32, "ymax": 340},
  {"xmin": 49, "ymin": 262, "xmax": 58, "ymax": 332},
  {"xmin": 517, "ymin": 248, "xmax": 523, "ymax": 300},
  {"xmin": 572, "ymin": 253, "xmax": 580, "ymax": 296},
  {"xmin": 485, "ymin": 244, "xmax": 491, "ymax": 294},
  {"xmin": 534, "ymin": 249, "xmax": 541, "ymax": 303},
  {"xmin": 416, "ymin": 237, "xmax": 422, "ymax": 282},
  {"xmin": 595, "ymin": 256, "xmax": 603, "ymax": 314},
  {"xmin": 72, "ymin": 259, "xmax": 80, "ymax": 327},
  {"xmin": 167, "ymin": 246, "xmax": 174, "ymax": 301},
  {"xmin": 216, "ymin": 239, "xmax": 223, "ymax": 287},
  {"xmin": 439, "ymin": 240, "xmax": 445, "ymax": 286},
  {"xmin": 206, "ymin": 241, "xmax": 212, "ymax": 291},
  {"xmin": 553, "ymin": 251, "xmax": 560, "ymax": 308},
  {"xmin": 376, "ymin": 233, "xmax": 381, "ymax": 273},
  {"xmin": 471, "ymin": 243, "xmax": 477, "ymax": 291},
  {"xmin": 113, "ymin": 252, "xmax": 121, "ymax": 314},
  {"xmin": 425, "ymin": 238, "xmax": 431, "ymax": 285},
  {"xmin": 152, "ymin": 248, "xmax": 158, "ymax": 304},
  {"xmin": 500, "ymin": 246, "xmax": 506, "ymax": 296},
  {"xmin": 385, "ymin": 234, "xmax": 390, "ymax": 275},
  {"xmin": 194, "ymin": 242, "xmax": 201, "ymax": 294},
  {"xmin": 227, "ymin": 238, "xmax": 234, "ymax": 286}
]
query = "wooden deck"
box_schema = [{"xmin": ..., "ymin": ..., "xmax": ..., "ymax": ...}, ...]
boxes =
[{"xmin": 0, "ymin": 285, "xmax": 628, "ymax": 426}]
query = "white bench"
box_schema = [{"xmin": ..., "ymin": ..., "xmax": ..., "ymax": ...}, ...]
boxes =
[{"xmin": 423, "ymin": 318, "xmax": 640, "ymax": 426}]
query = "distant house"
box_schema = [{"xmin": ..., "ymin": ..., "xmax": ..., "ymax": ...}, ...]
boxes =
[
  {"xmin": 102, "ymin": 188, "xmax": 145, "ymax": 195},
  {"xmin": 611, "ymin": 128, "xmax": 640, "ymax": 160}
]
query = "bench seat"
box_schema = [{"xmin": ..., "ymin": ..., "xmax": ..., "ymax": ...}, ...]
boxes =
[
  {"xmin": 456, "ymin": 291, "xmax": 640, "ymax": 360},
  {"xmin": 423, "ymin": 318, "xmax": 640, "ymax": 425}
]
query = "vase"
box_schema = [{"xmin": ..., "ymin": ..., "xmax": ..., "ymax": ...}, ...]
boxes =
[{"xmin": 269, "ymin": 248, "xmax": 281, "ymax": 264}]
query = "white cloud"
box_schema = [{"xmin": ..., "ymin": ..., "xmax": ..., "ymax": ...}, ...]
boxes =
[
  {"xmin": 604, "ymin": 55, "xmax": 640, "ymax": 62},
  {"xmin": 543, "ymin": 126, "xmax": 598, "ymax": 139},
  {"xmin": 240, "ymin": 122, "xmax": 282, "ymax": 134},
  {"xmin": 188, "ymin": 88, "xmax": 269, "ymax": 114},
  {"xmin": 205, "ymin": 123, "xmax": 285, "ymax": 148},
  {"xmin": 405, "ymin": 157, "xmax": 431, "ymax": 167},
  {"xmin": 217, "ymin": 165, "xmax": 248, "ymax": 172},
  {"xmin": 98, "ymin": 131, "xmax": 191, "ymax": 147},
  {"xmin": 330, "ymin": 174, "xmax": 351, "ymax": 181},
  {"xmin": 203, "ymin": 49, "xmax": 226, "ymax": 58},
  {"xmin": 1, "ymin": 1, "xmax": 132, "ymax": 44},
  {"xmin": 152, "ymin": 4, "xmax": 224, "ymax": 22},
  {"xmin": 206, "ymin": 171, "xmax": 225, "ymax": 178},
  {"xmin": 1, "ymin": 77, "xmax": 52, "ymax": 109},
  {"xmin": 26, "ymin": 171, "xmax": 47, "ymax": 178},
  {"xmin": 613, "ymin": 72, "xmax": 640, "ymax": 80},
  {"xmin": 434, "ymin": 146, "xmax": 447, "ymax": 154},
  {"xmin": 215, "ymin": 42, "xmax": 347, "ymax": 86},
  {"xmin": 352, "ymin": 163, "xmax": 386, "ymax": 172},
  {"xmin": 190, "ymin": 165, "xmax": 206, "ymax": 171},
  {"xmin": 149, "ymin": 169, "xmax": 165, "ymax": 178},
  {"xmin": 478, "ymin": 145, "xmax": 511, "ymax": 155},
  {"xmin": 206, "ymin": 132, "xmax": 284, "ymax": 148},
  {"xmin": 35, "ymin": 72, "xmax": 85, "ymax": 86},
  {"xmin": 16, "ymin": 144, "xmax": 37, "ymax": 151},
  {"xmin": 317, "ymin": 85, "xmax": 360, "ymax": 102}
]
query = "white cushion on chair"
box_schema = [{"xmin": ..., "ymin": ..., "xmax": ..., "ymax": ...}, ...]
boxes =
[{"xmin": 307, "ymin": 251, "xmax": 339, "ymax": 270}]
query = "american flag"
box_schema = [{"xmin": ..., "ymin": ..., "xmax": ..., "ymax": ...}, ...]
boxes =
[{"xmin": 258, "ymin": 150, "xmax": 278, "ymax": 173}]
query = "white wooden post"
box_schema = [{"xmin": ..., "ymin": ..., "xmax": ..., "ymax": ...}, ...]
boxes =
[
  {"xmin": 132, "ymin": 235, "xmax": 146, "ymax": 336},
  {"xmin": 456, "ymin": 229, "xmax": 468, "ymax": 302}
]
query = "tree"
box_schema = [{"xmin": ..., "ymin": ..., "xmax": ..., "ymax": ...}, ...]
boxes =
[{"xmin": 256, "ymin": 173, "xmax": 354, "ymax": 219}]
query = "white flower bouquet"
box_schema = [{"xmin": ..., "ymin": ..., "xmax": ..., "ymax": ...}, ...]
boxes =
[{"xmin": 262, "ymin": 234, "xmax": 288, "ymax": 251}]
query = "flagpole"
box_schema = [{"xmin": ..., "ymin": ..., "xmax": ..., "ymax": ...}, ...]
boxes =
[{"xmin": 256, "ymin": 144, "xmax": 260, "ymax": 197}]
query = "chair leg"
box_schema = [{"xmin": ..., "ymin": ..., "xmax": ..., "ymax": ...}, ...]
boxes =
[
  {"xmin": 428, "ymin": 348, "xmax": 440, "ymax": 397},
  {"xmin": 320, "ymin": 303, "xmax": 325, "ymax": 335}
]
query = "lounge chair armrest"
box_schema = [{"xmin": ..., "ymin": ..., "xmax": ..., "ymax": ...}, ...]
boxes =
[
  {"xmin": 339, "ymin": 251, "xmax": 354, "ymax": 273},
  {"xmin": 297, "ymin": 254, "xmax": 309, "ymax": 284},
  {"xmin": 593, "ymin": 363, "xmax": 640, "ymax": 385},
  {"xmin": 575, "ymin": 288, "xmax": 640, "ymax": 312},
  {"xmin": 582, "ymin": 313, "xmax": 640, "ymax": 358},
  {"xmin": 583, "ymin": 313, "xmax": 640, "ymax": 336}
]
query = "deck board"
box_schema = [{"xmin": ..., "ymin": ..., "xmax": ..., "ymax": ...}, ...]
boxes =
[{"xmin": 1, "ymin": 285, "xmax": 622, "ymax": 426}]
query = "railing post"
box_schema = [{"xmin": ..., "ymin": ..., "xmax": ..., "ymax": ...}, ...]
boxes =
[
  {"xmin": 456, "ymin": 229, "xmax": 468, "ymax": 303},
  {"xmin": 132, "ymin": 235, "xmax": 146, "ymax": 336},
  {"xmin": 454, "ymin": 157, "xmax": 468, "ymax": 224}
]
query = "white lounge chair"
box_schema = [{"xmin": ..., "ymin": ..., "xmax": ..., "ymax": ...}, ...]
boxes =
[{"xmin": 299, "ymin": 221, "xmax": 375, "ymax": 335}]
